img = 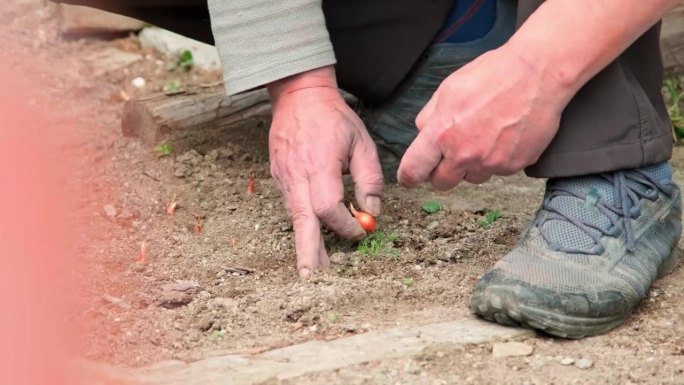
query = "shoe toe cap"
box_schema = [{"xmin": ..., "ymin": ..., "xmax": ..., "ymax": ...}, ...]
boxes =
[{"xmin": 469, "ymin": 268, "xmax": 633, "ymax": 338}]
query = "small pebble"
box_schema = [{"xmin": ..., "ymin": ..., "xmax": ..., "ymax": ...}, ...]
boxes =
[
  {"xmin": 492, "ymin": 342, "xmax": 534, "ymax": 358},
  {"xmin": 427, "ymin": 221, "xmax": 439, "ymax": 230},
  {"xmin": 575, "ymin": 358, "xmax": 593, "ymax": 369},
  {"xmin": 560, "ymin": 357, "xmax": 574, "ymax": 366},
  {"xmin": 103, "ymin": 204, "xmax": 117, "ymax": 218},
  {"xmin": 131, "ymin": 77, "xmax": 146, "ymax": 88}
]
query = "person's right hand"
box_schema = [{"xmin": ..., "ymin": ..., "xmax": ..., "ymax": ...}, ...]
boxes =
[{"xmin": 267, "ymin": 66, "xmax": 384, "ymax": 278}]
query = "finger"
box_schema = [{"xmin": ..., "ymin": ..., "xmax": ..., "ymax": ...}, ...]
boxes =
[
  {"xmin": 463, "ymin": 170, "xmax": 493, "ymax": 185},
  {"xmin": 429, "ymin": 158, "xmax": 467, "ymax": 191},
  {"xmin": 317, "ymin": 233, "xmax": 330, "ymax": 270},
  {"xmin": 309, "ymin": 168, "xmax": 366, "ymax": 240},
  {"xmin": 287, "ymin": 178, "xmax": 325, "ymax": 278},
  {"xmin": 349, "ymin": 136, "xmax": 384, "ymax": 216},
  {"xmin": 416, "ymin": 94, "xmax": 437, "ymax": 131},
  {"xmin": 397, "ymin": 130, "xmax": 442, "ymax": 187}
]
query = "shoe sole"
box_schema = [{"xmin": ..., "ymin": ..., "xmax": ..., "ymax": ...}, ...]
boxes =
[{"xmin": 471, "ymin": 248, "xmax": 682, "ymax": 339}]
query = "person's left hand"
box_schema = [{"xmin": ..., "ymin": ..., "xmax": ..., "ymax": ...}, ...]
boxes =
[{"xmin": 397, "ymin": 45, "xmax": 574, "ymax": 189}]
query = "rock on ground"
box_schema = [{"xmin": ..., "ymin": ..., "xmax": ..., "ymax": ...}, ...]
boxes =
[
  {"xmin": 138, "ymin": 27, "xmax": 221, "ymax": 70},
  {"xmin": 491, "ymin": 342, "xmax": 534, "ymax": 358},
  {"xmin": 575, "ymin": 358, "xmax": 594, "ymax": 370}
]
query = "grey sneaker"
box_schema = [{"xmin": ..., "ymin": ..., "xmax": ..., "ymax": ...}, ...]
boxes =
[
  {"xmin": 469, "ymin": 162, "xmax": 682, "ymax": 338},
  {"xmin": 362, "ymin": 0, "xmax": 516, "ymax": 181}
]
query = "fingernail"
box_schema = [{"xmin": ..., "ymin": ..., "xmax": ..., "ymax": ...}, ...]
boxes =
[
  {"xmin": 298, "ymin": 267, "xmax": 312, "ymax": 278},
  {"xmin": 365, "ymin": 196, "xmax": 381, "ymax": 216}
]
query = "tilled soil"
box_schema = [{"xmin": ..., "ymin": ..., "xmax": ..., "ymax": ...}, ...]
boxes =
[{"xmin": 3, "ymin": 2, "xmax": 683, "ymax": 384}]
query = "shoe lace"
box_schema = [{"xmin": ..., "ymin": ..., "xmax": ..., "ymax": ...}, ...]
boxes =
[{"xmin": 537, "ymin": 170, "xmax": 673, "ymax": 254}]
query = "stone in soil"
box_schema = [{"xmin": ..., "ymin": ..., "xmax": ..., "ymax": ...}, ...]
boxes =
[
  {"xmin": 559, "ymin": 357, "xmax": 575, "ymax": 366},
  {"xmin": 491, "ymin": 342, "xmax": 534, "ymax": 358},
  {"xmin": 157, "ymin": 280, "xmax": 202, "ymax": 309},
  {"xmin": 138, "ymin": 27, "xmax": 221, "ymax": 70},
  {"xmin": 103, "ymin": 204, "xmax": 117, "ymax": 218},
  {"xmin": 575, "ymin": 358, "xmax": 594, "ymax": 369}
]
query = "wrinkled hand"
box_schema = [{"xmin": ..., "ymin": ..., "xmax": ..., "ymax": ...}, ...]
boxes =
[
  {"xmin": 398, "ymin": 45, "xmax": 574, "ymax": 189},
  {"xmin": 268, "ymin": 66, "xmax": 384, "ymax": 278}
]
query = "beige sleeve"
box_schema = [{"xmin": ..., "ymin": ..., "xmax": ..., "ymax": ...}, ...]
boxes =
[{"xmin": 207, "ymin": 0, "xmax": 337, "ymax": 95}]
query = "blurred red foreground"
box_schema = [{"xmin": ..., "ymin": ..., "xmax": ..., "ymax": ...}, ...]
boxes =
[{"xmin": 0, "ymin": 61, "xmax": 134, "ymax": 384}]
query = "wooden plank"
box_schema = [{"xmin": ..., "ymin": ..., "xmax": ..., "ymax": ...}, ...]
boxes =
[
  {"xmin": 121, "ymin": 86, "xmax": 271, "ymax": 152},
  {"xmin": 121, "ymin": 86, "xmax": 359, "ymax": 153},
  {"xmin": 59, "ymin": 4, "xmax": 145, "ymax": 35}
]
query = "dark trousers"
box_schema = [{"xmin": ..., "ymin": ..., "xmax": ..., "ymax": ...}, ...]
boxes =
[{"xmin": 54, "ymin": 0, "xmax": 674, "ymax": 178}]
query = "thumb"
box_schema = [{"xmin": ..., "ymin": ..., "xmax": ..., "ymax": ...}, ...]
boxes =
[
  {"xmin": 397, "ymin": 128, "xmax": 442, "ymax": 188},
  {"xmin": 349, "ymin": 135, "xmax": 384, "ymax": 216},
  {"xmin": 415, "ymin": 93, "xmax": 437, "ymax": 131}
]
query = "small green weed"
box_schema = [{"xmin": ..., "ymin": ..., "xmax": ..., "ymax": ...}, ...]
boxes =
[
  {"xmin": 327, "ymin": 313, "xmax": 340, "ymax": 323},
  {"xmin": 663, "ymin": 74, "xmax": 684, "ymax": 140},
  {"xmin": 402, "ymin": 278, "xmax": 414, "ymax": 288},
  {"xmin": 211, "ymin": 329, "xmax": 225, "ymax": 338},
  {"xmin": 178, "ymin": 49, "xmax": 194, "ymax": 69},
  {"xmin": 477, "ymin": 209, "xmax": 501, "ymax": 228},
  {"xmin": 154, "ymin": 142, "xmax": 172, "ymax": 157},
  {"xmin": 163, "ymin": 80, "xmax": 183, "ymax": 93},
  {"xmin": 167, "ymin": 49, "xmax": 194, "ymax": 71},
  {"xmin": 357, "ymin": 231, "xmax": 398, "ymax": 259},
  {"xmin": 422, "ymin": 201, "xmax": 442, "ymax": 214}
]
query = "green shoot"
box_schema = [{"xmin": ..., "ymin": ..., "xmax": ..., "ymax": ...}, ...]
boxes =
[
  {"xmin": 327, "ymin": 313, "xmax": 340, "ymax": 323},
  {"xmin": 163, "ymin": 80, "xmax": 183, "ymax": 93},
  {"xmin": 402, "ymin": 278, "xmax": 414, "ymax": 288},
  {"xmin": 167, "ymin": 49, "xmax": 195, "ymax": 71},
  {"xmin": 663, "ymin": 75, "xmax": 684, "ymax": 140},
  {"xmin": 178, "ymin": 49, "xmax": 194, "ymax": 70},
  {"xmin": 478, "ymin": 209, "xmax": 501, "ymax": 229},
  {"xmin": 422, "ymin": 201, "xmax": 442, "ymax": 214},
  {"xmin": 357, "ymin": 231, "xmax": 398, "ymax": 259},
  {"xmin": 154, "ymin": 142, "xmax": 172, "ymax": 157}
]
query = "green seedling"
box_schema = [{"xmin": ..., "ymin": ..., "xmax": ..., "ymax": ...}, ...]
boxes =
[
  {"xmin": 478, "ymin": 209, "xmax": 502, "ymax": 229},
  {"xmin": 154, "ymin": 142, "xmax": 172, "ymax": 157},
  {"xmin": 327, "ymin": 313, "xmax": 340, "ymax": 323},
  {"xmin": 357, "ymin": 230, "xmax": 399, "ymax": 259},
  {"xmin": 167, "ymin": 49, "xmax": 194, "ymax": 71},
  {"xmin": 402, "ymin": 277, "xmax": 414, "ymax": 288},
  {"xmin": 422, "ymin": 201, "xmax": 442, "ymax": 214},
  {"xmin": 663, "ymin": 75, "xmax": 684, "ymax": 140},
  {"xmin": 211, "ymin": 329, "xmax": 225, "ymax": 338},
  {"xmin": 163, "ymin": 80, "xmax": 183, "ymax": 93},
  {"xmin": 178, "ymin": 49, "xmax": 194, "ymax": 70}
]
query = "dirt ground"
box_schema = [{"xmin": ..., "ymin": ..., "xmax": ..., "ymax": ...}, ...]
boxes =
[{"xmin": 3, "ymin": 2, "xmax": 683, "ymax": 384}]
